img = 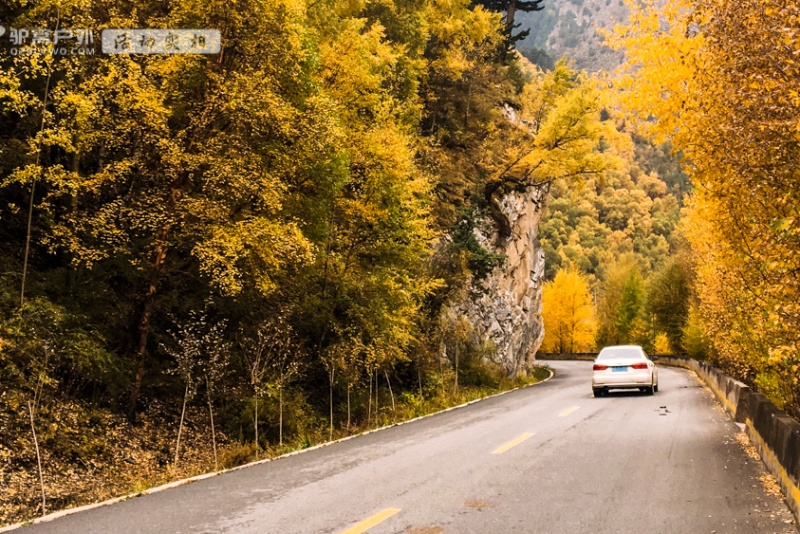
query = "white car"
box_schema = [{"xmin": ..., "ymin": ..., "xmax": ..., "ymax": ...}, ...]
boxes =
[{"xmin": 592, "ymin": 345, "xmax": 658, "ymax": 397}]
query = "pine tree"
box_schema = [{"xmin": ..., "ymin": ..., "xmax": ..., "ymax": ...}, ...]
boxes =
[{"xmin": 473, "ymin": 0, "xmax": 546, "ymax": 51}]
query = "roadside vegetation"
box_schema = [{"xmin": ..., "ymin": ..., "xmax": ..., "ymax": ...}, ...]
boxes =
[
  {"xmin": 1, "ymin": 0, "xmax": 600, "ymax": 524},
  {"xmin": 1, "ymin": 366, "xmax": 549, "ymax": 526}
]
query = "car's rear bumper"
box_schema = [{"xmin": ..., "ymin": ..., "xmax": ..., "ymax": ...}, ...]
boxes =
[
  {"xmin": 592, "ymin": 371, "xmax": 653, "ymax": 389},
  {"xmin": 592, "ymin": 382, "xmax": 651, "ymax": 390}
]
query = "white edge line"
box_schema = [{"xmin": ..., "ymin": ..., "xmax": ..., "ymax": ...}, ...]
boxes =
[{"xmin": 0, "ymin": 366, "xmax": 555, "ymax": 532}]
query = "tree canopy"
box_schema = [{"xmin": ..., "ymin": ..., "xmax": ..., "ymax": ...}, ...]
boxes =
[{"xmin": 606, "ymin": 0, "xmax": 800, "ymax": 416}]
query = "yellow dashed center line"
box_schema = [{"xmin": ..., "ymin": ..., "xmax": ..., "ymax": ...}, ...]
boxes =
[
  {"xmin": 559, "ymin": 406, "xmax": 580, "ymax": 417},
  {"xmin": 491, "ymin": 432, "xmax": 535, "ymax": 454},
  {"xmin": 340, "ymin": 508, "xmax": 401, "ymax": 534}
]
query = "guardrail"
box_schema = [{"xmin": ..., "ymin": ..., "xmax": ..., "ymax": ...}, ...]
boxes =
[
  {"xmin": 537, "ymin": 352, "xmax": 598, "ymax": 361},
  {"xmin": 539, "ymin": 353, "xmax": 800, "ymax": 520}
]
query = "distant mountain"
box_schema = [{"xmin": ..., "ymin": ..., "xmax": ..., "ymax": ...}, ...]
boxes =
[{"xmin": 516, "ymin": 0, "xmax": 630, "ymax": 72}]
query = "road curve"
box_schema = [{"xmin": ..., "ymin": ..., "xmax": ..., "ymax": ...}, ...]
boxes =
[{"xmin": 19, "ymin": 361, "xmax": 798, "ymax": 533}]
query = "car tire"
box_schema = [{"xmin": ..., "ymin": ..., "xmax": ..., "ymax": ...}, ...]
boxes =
[
  {"xmin": 593, "ymin": 388, "xmax": 604, "ymax": 397},
  {"xmin": 654, "ymin": 383, "xmax": 659, "ymax": 393},
  {"xmin": 648, "ymin": 384, "xmax": 656, "ymax": 395}
]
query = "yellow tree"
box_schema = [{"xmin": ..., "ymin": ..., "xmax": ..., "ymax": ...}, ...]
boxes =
[
  {"xmin": 606, "ymin": 0, "xmax": 800, "ymax": 415},
  {"xmin": 542, "ymin": 266, "xmax": 597, "ymax": 354}
]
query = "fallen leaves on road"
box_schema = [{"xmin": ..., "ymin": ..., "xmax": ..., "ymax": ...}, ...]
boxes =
[
  {"xmin": 758, "ymin": 473, "xmax": 782, "ymax": 497},
  {"xmin": 464, "ymin": 500, "xmax": 496, "ymax": 509},
  {"xmin": 734, "ymin": 432, "xmax": 761, "ymax": 461}
]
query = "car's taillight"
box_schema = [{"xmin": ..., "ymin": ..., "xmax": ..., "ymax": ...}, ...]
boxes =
[
  {"xmin": 593, "ymin": 364, "xmax": 608, "ymax": 371},
  {"xmin": 631, "ymin": 362, "xmax": 648, "ymax": 369}
]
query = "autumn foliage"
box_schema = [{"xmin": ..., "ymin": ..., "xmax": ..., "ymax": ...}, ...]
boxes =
[
  {"xmin": 541, "ymin": 267, "xmax": 597, "ymax": 353},
  {"xmin": 0, "ymin": 0, "xmax": 615, "ymax": 523},
  {"xmin": 608, "ymin": 0, "xmax": 800, "ymax": 416}
]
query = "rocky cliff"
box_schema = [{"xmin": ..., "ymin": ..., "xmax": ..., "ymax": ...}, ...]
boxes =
[{"xmin": 455, "ymin": 184, "xmax": 549, "ymax": 375}]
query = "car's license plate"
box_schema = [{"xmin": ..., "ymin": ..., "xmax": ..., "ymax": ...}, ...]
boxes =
[{"xmin": 612, "ymin": 366, "xmax": 627, "ymax": 372}]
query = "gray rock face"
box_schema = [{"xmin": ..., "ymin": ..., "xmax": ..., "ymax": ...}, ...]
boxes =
[{"xmin": 455, "ymin": 184, "xmax": 549, "ymax": 375}]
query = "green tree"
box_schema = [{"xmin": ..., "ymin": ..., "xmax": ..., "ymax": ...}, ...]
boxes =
[
  {"xmin": 647, "ymin": 257, "xmax": 690, "ymax": 353},
  {"xmin": 615, "ymin": 270, "xmax": 644, "ymax": 344},
  {"xmin": 474, "ymin": 0, "xmax": 545, "ymax": 51},
  {"xmin": 595, "ymin": 255, "xmax": 636, "ymax": 346},
  {"xmin": 682, "ymin": 304, "xmax": 711, "ymax": 360}
]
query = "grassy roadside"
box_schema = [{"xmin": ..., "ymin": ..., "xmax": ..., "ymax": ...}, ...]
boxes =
[{"xmin": 1, "ymin": 365, "xmax": 551, "ymax": 527}]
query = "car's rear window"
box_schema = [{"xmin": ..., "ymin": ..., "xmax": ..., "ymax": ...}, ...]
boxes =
[{"xmin": 597, "ymin": 347, "xmax": 644, "ymax": 361}]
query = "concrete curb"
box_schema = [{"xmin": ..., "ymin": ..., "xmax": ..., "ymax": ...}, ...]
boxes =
[
  {"xmin": 657, "ymin": 356, "xmax": 800, "ymax": 521},
  {"xmin": 0, "ymin": 366, "xmax": 555, "ymax": 532}
]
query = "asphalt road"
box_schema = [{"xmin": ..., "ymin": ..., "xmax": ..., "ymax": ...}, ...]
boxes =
[{"xmin": 20, "ymin": 361, "xmax": 798, "ymax": 533}]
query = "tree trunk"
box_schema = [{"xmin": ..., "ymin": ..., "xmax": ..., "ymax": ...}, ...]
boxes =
[
  {"xmin": 66, "ymin": 153, "xmax": 79, "ymax": 292},
  {"xmin": 346, "ymin": 382, "xmax": 351, "ymax": 432},
  {"xmin": 464, "ymin": 81, "xmax": 472, "ymax": 131},
  {"xmin": 278, "ymin": 384, "xmax": 283, "ymax": 446},
  {"xmin": 128, "ymin": 235, "xmax": 169, "ymax": 418},
  {"xmin": 453, "ymin": 345, "xmax": 459, "ymax": 396},
  {"xmin": 439, "ymin": 344, "xmax": 445, "ymax": 397},
  {"xmin": 254, "ymin": 391, "xmax": 259, "ymax": 459},
  {"xmin": 384, "ymin": 370, "xmax": 395, "ymax": 413},
  {"xmin": 19, "ymin": 54, "xmax": 55, "ymax": 310},
  {"xmin": 207, "ymin": 384, "xmax": 218, "ymax": 471},
  {"xmin": 374, "ymin": 369, "xmax": 380, "ymax": 423},
  {"xmin": 328, "ymin": 375, "xmax": 334, "ymax": 441},
  {"xmin": 28, "ymin": 401, "xmax": 46, "ymax": 516},
  {"xmin": 175, "ymin": 381, "xmax": 189, "ymax": 469},
  {"xmin": 417, "ymin": 363, "xmax": 423, "ymax": 399},
  {"xmin": 367, "ymin": 371, "xmax": 372, "ymax": 427},
  {"xmin": 505, "ymin": 0, "xmax": 517, "ymax": 38}
]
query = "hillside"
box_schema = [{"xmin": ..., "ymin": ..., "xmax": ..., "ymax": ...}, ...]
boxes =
[
  {"xmin": 517, "ymin": 0, "xmax": 630, "ymax": 72},
  {"xmin": 540, "ymin": 135, "xmax": 688, "ymax": 284}
]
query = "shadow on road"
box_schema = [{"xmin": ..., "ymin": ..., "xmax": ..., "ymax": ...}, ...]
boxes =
[{"xmin": 594, "ymin": 390, "xmax": 654, "ymax": 398}]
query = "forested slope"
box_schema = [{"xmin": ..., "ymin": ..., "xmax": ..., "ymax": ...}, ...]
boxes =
[
  {"xmin": 516, "ymin": 0, "xmax": 630, "ymax": 72},
  {"xmin": 0, "ymin": 0, "xmax": 614, "ymax": 523},
  {"xmin": 539, "ymin": 131, "xmax": 691, "ymax": 355},
  {"xmin": 517, "ymin": 0, "xmax": 798, "ymax": 425}
]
